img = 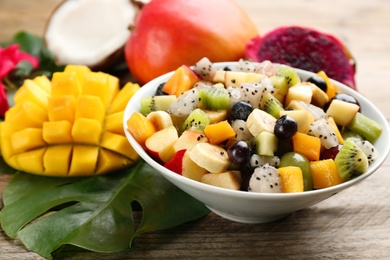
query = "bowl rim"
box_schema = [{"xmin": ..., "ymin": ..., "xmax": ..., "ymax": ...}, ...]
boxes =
[{"xmin": 124, "ymin": 61, "xmax": 390, "ymax": 200}]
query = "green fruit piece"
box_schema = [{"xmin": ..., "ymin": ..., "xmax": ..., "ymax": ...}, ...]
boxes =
[
  {"xmin": 334, "ymin": 139, "xmax": 368, "ymax": 181},
  {"xmin": 199, "ymin": 86, "xmax": 230, "ymax": 110},
  {"xmin": 341, "ymin": 129, "xmax": 364, "ymax": 142},
  {"xmin": 182, "ymin": 108, "xmax": 210, "ymax": 133},
  {"xmin": 346, "ymin": 112, "xmax": 382, "ymax": 143},
  {"xmin": 260, "ymin": 92, "xmax": 284, "ymax": 118},
  {"xmin": 270, "ymin": 65, "xmax": 301, "ymax": 95},
  {"xmin": 255, "ymin": 131, "xmax": 278, "ymax": 156},
  {"xmin": 140, "ymin": 95, "xmax": 177, "ymax": 116},
  {"xmin": 279, "ymin": 152, "xmax": 313, "ymax": 191}
]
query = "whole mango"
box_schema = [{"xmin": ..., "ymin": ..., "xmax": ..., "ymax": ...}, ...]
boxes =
[
  {"xmin": 125, "ymin": 0, "xmax": 259, "ymax": 85},
  {"xmin": 0, "ymin": 66, "xmax": 140, "ymax": 176}
]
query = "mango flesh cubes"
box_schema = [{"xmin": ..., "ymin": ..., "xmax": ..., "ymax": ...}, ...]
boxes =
[{"xmin": 0, "ymin": 65, "xmax": 140, "ymax": 176}]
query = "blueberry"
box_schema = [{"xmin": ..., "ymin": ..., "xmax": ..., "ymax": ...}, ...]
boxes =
[
  {"xmin": 274, "ymin": 115, "xmax": 298, "ymax": 139},
  {"xmin": 306, "ymin": 75, "xmax": 327, "ymax": 92},
  {"xmin": 230, "ymin": 101, "xmax": 253, "ymax": 121},
  {"xmin": 227, "ymin": 141, "xmax": 251, "ymax": 165}
]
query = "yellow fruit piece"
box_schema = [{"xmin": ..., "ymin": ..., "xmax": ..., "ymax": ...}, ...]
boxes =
[
  {"xmin": 105, "ymin": 111, "xmax": 125, "ymax": 135},
  {"xmin": 1, "ymin": 66, "xmax": 140, "ymax": 176},
  {"xmin": 5, "ymin": 101, "xmax": 48, "ymax": 130},
  {"xmin": 101, "ymin": 132, "xmax": 139, "ymax": 161},
  {"xmin": 14, "ymin": 79, "xmax": 49, "ymax": 109},
  {"xmin": 109, "ymin": 82, "xmax": 140, "ymax": 114},
  {"xmin": 43, "ymin": 145, "xmax": 73, "ymax": 176},
  {"xmin": 64, "ymin": 64, "xmax": 91, "ymax": 83},
  {"xmin": 278, "ymin": 166, "xmax": 304, "ymax": 193},
  {"xmin": 72, "ymin": 118, "xmax": 102, "ymax": 145},
  {"xmin": 33, "ymin": 75, "xmax": 51, "ymax": 94},
  {"xmin": 43, "ymin": 120, "xmax": 73, "ymax": 144},
  {"xmin": 96, "ymin": 149, "xmax": 133, "ymax": 175},
  {"xmin": 51, "ymin": 71, "xmax": 81, "ymax": 97},
  {"xmin": 81, "ymin": 71, "xmax": 111, "ymax": 108},
  {"xmin": 126, "ymin": 112, "xmax": 157, "ymax": 147},
  {"xmin": 204, "ymin": 120, "xmax": 236, "ymax": 144},
  {"xmin": 16, "ymin": 148, "xmax": 46, "ymax": 175},
  {"xmin": 48, "ymin": 95, "xmax": 76, "ymax": 123},
  {"xmin": 317, "ymin": 71, "xmax": 340, "ymax": 99},
  {"xmin": 11, "ymin": 128, "xmax": 46, "ymax": 154},
  {"xmin": 69, "ymin": 146, "xmax": 99, "ymax": 176},
  {"xmin": 75, "ymin": 95, "xmax": 105, "ymax": 124},
  {"xmin": 292, "ymin": 132, "xmax": 321, "ymax": 161},
  {"xmin": 310, "ymin": 159, "xmax": 343, "ymax": 189},
  {"xmin": 327, "ymin": 116, "xmax": 344, "ymax": 145}
]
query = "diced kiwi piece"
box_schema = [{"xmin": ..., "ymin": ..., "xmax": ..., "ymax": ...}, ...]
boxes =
[
  {"xmin": 182, "ymin": 108, "xmax": 210, "ymax": 133},
  {"xmin": 199, "ymin": 85, "xmax": 230, "ymax": 110},
  {"xmin": 255, "ymin": 131, "xmax": 278, "ymax": 156},
  {"xmin": 260, "ymin": 92, "xmax": 284, "ymax": 118},
  {"xmin": 334, "ymin": 139, "xmax": 368, "ymax": 181},
  {"xmin": 140, "ymin": 95, "xmax": 177, "ymax": 116},
  {"xmin": 346, "ymin": 112, "xmax": 382, "ymax": 143},
  {"xmin": 270, "ymin": 65, "xmax": 301, "ymax": 95}
]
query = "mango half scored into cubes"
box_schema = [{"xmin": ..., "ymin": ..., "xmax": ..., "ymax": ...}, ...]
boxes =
[{"xmin": 0, "ymin": 65, "xmax": 141, "ymax": 176}]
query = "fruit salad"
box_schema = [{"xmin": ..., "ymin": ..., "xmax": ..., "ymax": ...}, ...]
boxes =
[{"xmin": 126, "ymin": 57, "xmax": 383, "ymax": 193}]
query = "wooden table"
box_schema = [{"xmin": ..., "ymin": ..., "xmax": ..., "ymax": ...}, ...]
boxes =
[{"xmin": 1, "ymin": 0, "xmax": 389, "ymax": 259}]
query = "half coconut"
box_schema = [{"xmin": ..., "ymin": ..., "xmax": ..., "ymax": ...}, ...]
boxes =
[{"xmin": 44, "ymin": 0, "xmax": 142, "ymax": 70}]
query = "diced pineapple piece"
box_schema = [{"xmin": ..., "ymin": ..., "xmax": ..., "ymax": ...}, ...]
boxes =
[
  {"xmin": 75, "ymin": 95, "xmax": 105, "ymax": 124},
  {"xmin": 72, "ymin": 118, "xmax": 102, "ymax": 145},
  {"xmin": 43, "ymin": 121, "xmax": 73, "ymax": 144},
  {"xmin": 96, "ymin": 149, "xmax": 133, "ymax": 175},
  {"xmin": 14, "ymin": 79, "xmax": 49, "ymax": 109},
  {"xmin": 69, "ymin": 146, "xmax": 99, "ymax": 176},
  {"xmin": 43, "ymin": 145, "xmax": 73, "ymax": 176},
  {"xmin": 105, "ymin": 111, "xmax": 124, "ymax": 135},
  {"xmin": 16, "ymin": 148, "xmax": 46, "ymax": 175},
  {"xmin": 51, "ymin": 71, "xmax": 82, "ymax": 97},
  {"xmin": 11, "ymin": 128, "xmax": 46, "ymax": 153},
  {"xmin": 48, "ymin": 95, "xmax": 76, "ymax": 123}
]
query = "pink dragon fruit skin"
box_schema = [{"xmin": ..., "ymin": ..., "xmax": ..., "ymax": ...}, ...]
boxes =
[{"xmin": 245, "ymin": 26, "xmax": 356, "ymax": 90}]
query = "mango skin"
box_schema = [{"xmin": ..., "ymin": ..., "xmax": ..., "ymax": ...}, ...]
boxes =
[{"xmin": 0, "ymin": 67, "xmax": 140, "ymax": 176}]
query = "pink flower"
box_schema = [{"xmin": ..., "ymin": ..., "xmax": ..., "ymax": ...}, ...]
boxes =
[{"xmin": 0, "ymin": 44, "xmax": 39, "ymax": 117}]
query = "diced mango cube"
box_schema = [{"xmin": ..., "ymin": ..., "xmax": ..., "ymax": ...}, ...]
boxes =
[
  {"xmin": 69, "ymin": 146, "xmax": 99, "ymax": 176},
  {"xmin": 43, "ymin": 145, "xmax": 72, "ymax": 176},
  {"xmin": 51, "ymin": 71, "xmax": 81, "ymax": 97},
  {"xmin": 48, "ymin": 95, "xmax": 76, "ymax": 123},
  {"xmin": 43, "ymin": 121, "xmax": 73, "ymax": 144},
  {"xmin": 14, "ymin": 79, "xmax": 49, "ymax": 109},
  {"xmin": 75, "ymin": 95, "xmax": 105, "ymax": 124},
  {"xmin": 81, "ymin": 71, "xmax": 112, "ymax": 109},
  {"xmin": 278, "ymin": 166, "xmax": 304, "ymax": 193},
  {"xmin": 16, "ymin": 148, "xmax": 46, "ymax": 174},
  {"xmin": 5, "ymin": 101, "xmax": 48, "ymax": 130},
  {"xmin": 11, "ymin": 128, "xmax": 46, "ymax": 154},
  {"xmin": 104, "ymin": 111, "xmax": 124, "ymax": 135},
  {"xmin": 72, "ymin": 118, "xmax": 102, "ymax": 145},
  {"xmin": 64, "ymin": 64, "xmax": 91, "ymax": 84},
  {"xmin": 292, "ymin": 132, "xmax": 321, "ymax": 161},
  {"xmin": 33, "ymin": 75, "xmax": 51, "ymax": 94},
  {"xmin": 101, "ymin": 132, "xmax": 138, "ymax": 160},
  {"xmin": 96, "ymin": 149, "xmax": 133, "ymax": 175},
  {"xmin": 109, "ymin": 82, "xmax": 140, "ymax": 114}
]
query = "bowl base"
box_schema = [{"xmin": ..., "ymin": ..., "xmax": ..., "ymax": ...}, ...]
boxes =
[{"xmin": 207, "ymin": 206, "xmax": 289, "ymax": 224}]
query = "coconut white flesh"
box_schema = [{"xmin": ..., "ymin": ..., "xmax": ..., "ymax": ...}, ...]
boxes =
[{"xmin": 45, "ymin": 0, "xmax": 137, "ymax": 67}]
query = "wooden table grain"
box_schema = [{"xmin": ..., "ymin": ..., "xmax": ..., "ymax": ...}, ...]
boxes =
[{"xmin": 1, "ymin": 0, "xmax": 389, "ymax": 259}]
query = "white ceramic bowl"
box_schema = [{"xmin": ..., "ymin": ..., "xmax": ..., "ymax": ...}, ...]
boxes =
[{"xmin": 123, "ymin": 62, "xmax": 390, "ymax": 224}]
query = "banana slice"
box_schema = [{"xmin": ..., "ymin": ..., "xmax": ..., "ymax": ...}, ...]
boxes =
[
  {"xmin": 246, "ymin": 108, "xmax": 276, "ymax": 137},
  {"xmin": 146, "ymin": 110, "xmax": 173, "ymax": 130},
  {"xmin": 189, "ymin": 143, "xmax": 230, "ymax": 173}
]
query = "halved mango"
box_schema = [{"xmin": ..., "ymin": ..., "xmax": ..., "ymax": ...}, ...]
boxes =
[{"xmin": 0, "ymin": 65, "xmax": 140, "ymax": 176}]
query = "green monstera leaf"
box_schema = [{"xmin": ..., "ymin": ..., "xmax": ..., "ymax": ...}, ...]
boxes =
[{"xmin": 0, "ymin": 160, "xmax": 209, "ymax": 259}]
